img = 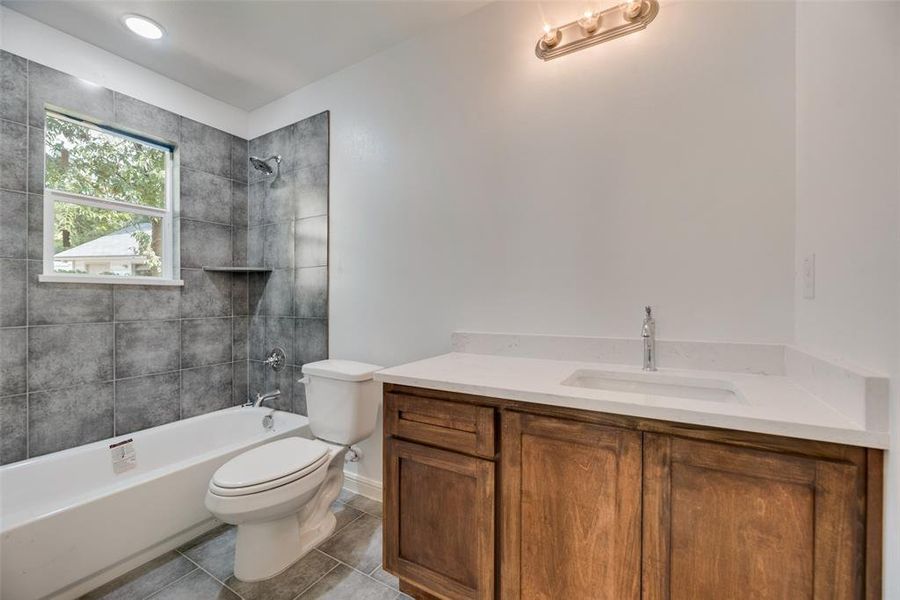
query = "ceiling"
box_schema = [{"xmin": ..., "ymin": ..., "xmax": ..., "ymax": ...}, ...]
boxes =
[{"xmin": 2, "ymin": 1, "xmax": 487, "ymax": 110}]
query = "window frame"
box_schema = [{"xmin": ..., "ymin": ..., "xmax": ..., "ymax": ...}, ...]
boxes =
[{"xmin": 40, "ymin": 110, "xmax": 182, "ymax": 286}]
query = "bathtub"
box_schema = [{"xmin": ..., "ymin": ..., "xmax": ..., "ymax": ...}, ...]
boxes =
[{"xmin": 0, "ymin": 406, "xmax": 309, "ymax": 600}]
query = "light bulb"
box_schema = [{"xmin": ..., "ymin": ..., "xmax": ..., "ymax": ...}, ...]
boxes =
[
  {"xmin": 577, "ymin": 9, "xmax": 600, "ymax": 34},
  {"xmin": 624, "ymin": 0, "xmax": 644, "ymax": 20},
  {"xmin": 541, "ymin": 24, "xmax": 561, "ymax": 48}
]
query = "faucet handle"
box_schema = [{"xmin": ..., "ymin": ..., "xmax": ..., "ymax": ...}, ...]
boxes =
[{"xmin": 645, "ymin": 305, "xmax": 653, "ymax": 317}]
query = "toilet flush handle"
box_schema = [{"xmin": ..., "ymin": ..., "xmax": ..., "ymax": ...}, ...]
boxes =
[{"xmin": 298, "ymin": 376, "xmax": 309, "ymax": 385}]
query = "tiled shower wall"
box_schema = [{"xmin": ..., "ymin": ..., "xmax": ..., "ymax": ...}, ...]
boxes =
[
  {"xmin": 246, "ymin": 113, "xmax": 330, "ymax": 416},
  {"xmin": 0, "ymin": 52, "xmax": 253, "ymax": 463}
]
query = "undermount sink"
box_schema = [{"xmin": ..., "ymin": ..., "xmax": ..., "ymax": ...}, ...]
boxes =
[{"xmin": 561, "ymin": 369, "xmax": 744, "ymax": 404}]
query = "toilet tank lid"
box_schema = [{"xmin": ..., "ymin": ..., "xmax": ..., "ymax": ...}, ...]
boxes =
[{"xmin": 302, "ymin": 359, "xmax": 383, "ymax": 382}]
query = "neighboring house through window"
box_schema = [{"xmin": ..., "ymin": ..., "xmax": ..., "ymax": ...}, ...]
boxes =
[{"xmin": 41, "ymin": 110, "xmax": 180, "ymax": 285}]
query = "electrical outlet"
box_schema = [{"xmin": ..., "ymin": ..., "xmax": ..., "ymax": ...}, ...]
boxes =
[{"xmin": 802, "ymin": 253, "xmax": 815, "ymax": 299}]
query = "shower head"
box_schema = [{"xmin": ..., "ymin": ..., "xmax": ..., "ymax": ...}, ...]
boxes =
[{"xmin": 249, "ymin": 155, "xmax": 282, "ymax": 175}]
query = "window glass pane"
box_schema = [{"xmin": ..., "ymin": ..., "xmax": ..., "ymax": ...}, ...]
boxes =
[
  {"xmin": 45, "ymin": 113, "xmax": 167, "ymax": 209},
  {"xmin": 53, "ymin": 202, "xmax": 163, "ymax": 277}
]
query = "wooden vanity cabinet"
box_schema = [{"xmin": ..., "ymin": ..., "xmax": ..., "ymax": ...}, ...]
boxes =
[
  {"xmin": 383, "ymin": 385, "xmax": 882, "ymax": 600},
  {"xmin": 500, "ymin": 411, "xmax": 642, "ymax": 600}
]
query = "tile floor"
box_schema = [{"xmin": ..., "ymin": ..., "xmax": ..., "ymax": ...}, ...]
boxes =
[{"xmin": 81, "ymin": 491, "xmax": 409, "ymax": 600}]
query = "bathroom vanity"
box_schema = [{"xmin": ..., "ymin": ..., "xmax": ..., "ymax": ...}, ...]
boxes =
[{"xmin": 377, "ymin": 341, "xmax": 887, "ymax": 600}]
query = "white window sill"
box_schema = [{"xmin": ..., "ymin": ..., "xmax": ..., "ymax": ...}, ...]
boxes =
[{"xmin": 38, "ymin": 274, "xmax": 184, "ymax": 286}]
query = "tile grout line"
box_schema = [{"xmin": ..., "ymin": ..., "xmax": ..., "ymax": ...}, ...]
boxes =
[
  {"xmin": 141, "ymin": 566, "xmax": 200, "ymax": 600},
  {"xmin": 310, "ymin": 549, "xmax": 398, "ymax": 597},
  {"xmin": 288, "ymin": 559, "xmax": 342, "ymax": 600},
  {"xmin": 176, "ymin": 548, "xmax": 247, "ymax": 600},
  {"xmin": 23, "ymin": 58, "xmax": 30, "ymax": 461}
]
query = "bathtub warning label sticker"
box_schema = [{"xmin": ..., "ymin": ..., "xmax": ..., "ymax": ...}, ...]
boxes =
[{"xmin": 110, "ymin": 438, "xmax": 136, "ymax": 475}]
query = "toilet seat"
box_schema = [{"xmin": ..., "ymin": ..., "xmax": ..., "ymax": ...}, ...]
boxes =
[{"xmin": 210, "ymin": 438, "xmax": 331, "ymax": 497}]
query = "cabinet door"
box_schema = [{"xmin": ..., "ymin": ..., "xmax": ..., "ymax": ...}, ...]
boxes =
[
  {"xmin": 384, "ymin": 438, "xmax": 495, "ymax": 600},
  {"xmin": 642, "ymin": 434, "xmax": 864, "ymax": 600},
  {"xmin": 500, "ymin": 412, "xmax": 642, "ymax": 600}
]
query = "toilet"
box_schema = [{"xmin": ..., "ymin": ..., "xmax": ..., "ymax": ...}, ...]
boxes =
[{"xmin": 204, "ymin": 359, "xmax": 382, "ymax": 582}]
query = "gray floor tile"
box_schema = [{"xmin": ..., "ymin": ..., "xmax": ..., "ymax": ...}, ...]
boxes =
[
  {"xmin": 338, "ymin": 492, "xmax": 383, "ymax": 518},
  {"xmin": 178, "ymin": 525, "xmax": 236, "ymax": 581},
  {"xmin": 368, "ymin": 566, "xmax": 399, "ymax": 590},
  {"xmin": 317, "ymin": 514, "xmax": 382, "ymax": 575},
  {"xmin": 81, "ymin": 552, "xmax": 196, "ymax": 600},
  {"xmin": 148, "ymin": 569, "xmax": 238, "ymax": 600},
  {"xmin": 331, "ymin": 500, "xmax": 363, "ymax": 533},
  {"xmin": 295, "ymin": 564, "xmax": 396, "ymax": 600},
  {"xmin": 225, "ymin": 549, "xmax": 337, "ymax": 600}
]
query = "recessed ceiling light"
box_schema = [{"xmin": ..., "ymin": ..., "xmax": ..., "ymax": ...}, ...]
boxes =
[{"xmin": 122, "ymin": 14, "xmax": 165, "ymax": 40}]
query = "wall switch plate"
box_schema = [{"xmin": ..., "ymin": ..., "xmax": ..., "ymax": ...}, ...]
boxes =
[{"xmin": 802, "ymin": 253, "xmax": 815, "ymax": 299}]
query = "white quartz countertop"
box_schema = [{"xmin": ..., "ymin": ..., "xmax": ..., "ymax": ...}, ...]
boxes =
[{"xmin": 375, "ymin": 352, "xmax": 889, "ymax": 449}]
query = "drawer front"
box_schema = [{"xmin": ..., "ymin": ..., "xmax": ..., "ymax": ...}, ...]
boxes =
[{"xmin": 385, "ymin": 393, "xmax": 495, "ymax": 458}]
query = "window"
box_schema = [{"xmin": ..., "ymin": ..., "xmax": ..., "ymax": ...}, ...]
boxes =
[{"xmin": 42, "ymin": 111, "xmax": 180, "ymax": 285}]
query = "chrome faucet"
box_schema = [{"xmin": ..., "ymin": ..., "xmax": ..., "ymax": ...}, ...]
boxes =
[
  {"xmin": 247, "ymin": 389, "xmax": 280, "ymax": 408},
  {"xmin": 641, "ymin": 306, "xmax": 657, "ymax": 371}
]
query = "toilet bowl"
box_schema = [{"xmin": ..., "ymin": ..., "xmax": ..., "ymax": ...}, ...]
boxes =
[{"xmin": 204, "ymin": 359, "xmax": 382, "ymax": 582}]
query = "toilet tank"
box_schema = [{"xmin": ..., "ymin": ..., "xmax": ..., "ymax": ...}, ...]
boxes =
[{"xmin": 301, "ymin": 360, "xmax": 383, "ymax": 445}]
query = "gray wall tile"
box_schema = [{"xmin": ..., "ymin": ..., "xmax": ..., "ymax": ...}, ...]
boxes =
[
  {"xmin": 115, "ymin": 372, "xmax": 180, "ymax": 435},
  {"xmin": 259, "ymin": 174, "xmax": 296, "ymax": 225},
  {"xmin": 232, "ymin": 273, "xmax": 249, "ymax": 316},
  {"xmin": 295, "ymin": 111, "xmax": 329, "ymax": 170},
  {"xmin": 294, "ymin": 318, "xmax": 328, "ymax": 366},
  {"xmin": 261, "ymin": 269, "xmax": 293, "ymax": 316},
  {"xmin": 0, "ymin": 259, "xmax": 26, "ymax": 327},
  {"xmin": 116, "ymin": 320, "xmax": 180, "ymax": 378},
  {"xmin": 295, "ymin": 216, "xmax": 327, "ymax": 267},
  {"xmin": 249, "ymin": 360, "xmax": 267, "ymax": 399},
  {"xmin": 180, "ymin": 118, "xmax": 231, "ymax": 178},
  {"xmin": 249, "ymin": 316, "xmax": 266, "ymax": 361},
  {"xmin": 181, "ymin": 269, "xmax": 232, "ymax": 318},
  {"xmin": 295, "ymin": 164, "xmax": 329, "ymax": 219},
  {"xmin": 114, "ymin": 93, "xmax": 180, "ymax": 144},
  {"xmin": 232, "ymin": 228, "xmax": 247, "ymax": 266},
  {"xmin": 231, "ymin": 136, "xmax": 248, "ymax": 184},
  {"xmin": 0, "ymin": 394, "xmax": 27, "ymax": 464},
  {"xmin": 0, "ymin": 327, "xmax": 26, "ymax": 396},
  {"xmin": 182, "ymin": 318, "xmax": 232, "ymax": 368},
  {"xmin": 247, "ymin": 225, "xmax": 264, "ymax": 266},
  {"xmin": 0, "ymin": 120, "xmax": 27, "ymax": 192},
  {"xmin": 294, "ymin": 267, "xmax": 328, "ymax": 318},
  {"xmin": 232, "ymin": 316, "xmax": 248, "ymax": 362},
  {"xmin": 180, "ymin": 219, "xmax": 233, "ymax": 268},
  {"xmin": 27, "ymin": 126, "xmax": 42, "ymax": 193},
  {"xmin": 266, "ymin": 366, "xmax": 294, "ymax": 411},
  {"xmin": 29, "ymin": 323, "xmax": 113, "ymax": 390},
  {"xmin": 29, "ymin": 382, "xmax": 114, "ymax": 456},
  {"xmin": 182, "ymin": 168, "xmax": 232, "ymax": 224},
  {"xmin": 28, "ymin": 61, "xmax": 115, "ymax": 128},
  {"xmin": 27, "ymin": 193, "xmax": 42, "ymax": 259},
  {"xmin": 181, "ymin": 363, "xmax": 233, "ymax": 418},
  {"xmin": 232, "ymin": 361, "xmax": 248, "ymax": 406},
  {"xmin": 264, "ymin": 221, "xmax": 294, "ymax": 269},
  {"xmin": 231, "ymin": 181, "xmax": 248, "ymax": 228},
  {"xmin": 114, "ymin": 285, "xmax": 181, "ymax": 321},
  {"xmin": 28, "ymin": 260, "xmax": 113, "ymax": 325},
  {"xmin": 0, "ymin": 51, "xmax": 27, "ymax": 125},
  {"xmin": 0, "ymin": 189, "xmax": 27, "ymax": 258}
]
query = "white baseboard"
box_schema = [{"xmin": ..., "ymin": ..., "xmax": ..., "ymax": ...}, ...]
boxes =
[{"xmin": 342, "ymin": 469, "xmax": 383, "ymax": 502}]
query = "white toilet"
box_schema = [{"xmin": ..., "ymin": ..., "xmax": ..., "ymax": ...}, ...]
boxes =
[{"xmin": 205, "ymin": 359, "xmax": 382, "ymax": 582}]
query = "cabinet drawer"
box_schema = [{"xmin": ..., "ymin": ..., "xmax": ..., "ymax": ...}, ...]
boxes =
[{"xmin": 385, "ymin": 393, "xmax": 495, "ymax": 458}]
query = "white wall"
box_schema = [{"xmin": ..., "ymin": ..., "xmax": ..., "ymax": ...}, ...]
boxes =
[
  {"xmin": 250, "ymin": 0, "xmax": 798, "ymax": 484},
  {"xmin": 0, "ymin": 7, "xmax": 248, "ymax": 137},
  {"xmin": 794, "ymin": 3, "xmax": 900, "ymax": 595}
]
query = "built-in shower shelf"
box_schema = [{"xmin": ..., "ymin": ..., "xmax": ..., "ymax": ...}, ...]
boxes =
[{"xmin": 201, "ymin": 266, "xmax": 272, "ymax": 273}]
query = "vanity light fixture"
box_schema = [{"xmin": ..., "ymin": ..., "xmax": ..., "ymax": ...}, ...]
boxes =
[
  {"xmin": 535, "ymin": 0, "xmax": 659, "ymax": 60},
  {"xmin": 122, "ymin": 14, "xmax": 165, "ymax": 40}
]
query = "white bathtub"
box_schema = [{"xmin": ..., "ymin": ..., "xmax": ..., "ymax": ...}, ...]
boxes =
[{"xmin": 0, "ymin": 406, "xmax": 309, "ymax": 600}]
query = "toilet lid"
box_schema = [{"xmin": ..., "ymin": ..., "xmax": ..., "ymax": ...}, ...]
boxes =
[{"xmin": 212, "ymin": 437, "xmax": 330, "ymax": 490}]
